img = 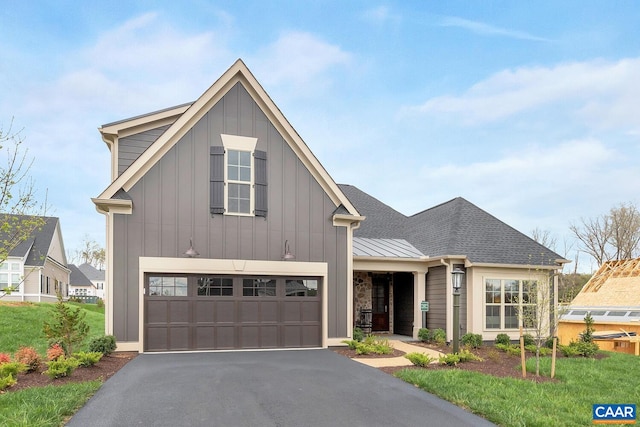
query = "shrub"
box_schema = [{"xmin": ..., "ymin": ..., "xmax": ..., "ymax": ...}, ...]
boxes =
[
  {"xmin": 544, "ymin": 336, "xmax": 556, "ymax": 349},
  {"xmin": 559, "ymin": 344, "xmax": 581, "ymax": 357},
  {"xmin": 580, "ymin": 313, "xmax": 595, "ymax": 343},
  {"xmin": 96, "ymin": 298, "xmax": 104, "ymax": 308},
  {"xmin": 342, "ymin": 339, "xmax": 358, "ymax": 350},
  {"xmin": 573, "ymin": 341, "xmax": 599, "ymax": 357},
  {"xmin": 42, "ymin": 295, "xmax": 90, "ymax": 356},
  {"xmin": 457, "ymin": 349, "xmax": 483, "ymax": 362},
  {"xmin": 487, "ymin": 348, "xmax": 501, "ymax": 362},
  {"xmin": 431, "ymin": 329, "xmax": 446, "ymax": 345},
  {"xmin": 495, "ymin": 333, "xmax": 511, "ymax": 346},
  {"xmin": 522, "ymin": 334, "xmax": 535, "ymax": 347},
  {"xmin": 0, "ymin": 374, "xmax": 16, "ymax": 391},
  {"xmin": 439, "ymin": 353, "xmax": 461, "ymax": 366},
  {"xmin": 88, "ymin": 335, "xmax": 117, "ymax": 356},
  {"xmin": 73, "ymin": 351, "xmax": 103, "ymax": 367},
  {"xmin": 354, "ymin": 336, "xmax": 394, "ymax": 355},
  {"xmin": 47, "ymin": 344, "xmax": 65, "ymax": 361},
  {"xmin": 496, "ymin": 343, "xmax": 521, "ymax": 356},
  {"xmin": 353, "ymin": 327, "xmax": 364, "ymax": 342},
  {"xmin": 14, "ymin": 346, "xmax": 41, "ymax": 372},
  {"xmin": 404, "ymin": 352, "xmax": 435, "ymax": 367},
  {"xmin": 0, "ymin": 353, "xmax": 11, "ymax": 364},
  {"xmin": 461, "ymin": 333, "xmax": 483, "ymax": 349},
  {"xmin": 44, "ymin": 357, "xmax": 79, "ymax": 379},
  {"xmin": 0, "ymin": 361, "xmax": 26, "ymax": 378},
  {"xmin": 525, "ymin": 345, "xmax": 551, "ymax": 356},
  {"xmin": 418, "ymin": 328, "xmax": 430, "ymax": 342}
]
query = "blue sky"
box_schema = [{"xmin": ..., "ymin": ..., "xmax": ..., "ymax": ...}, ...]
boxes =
[{"xmin": 1, "ymin": 1, "xmax": 639, "ymax": 271}]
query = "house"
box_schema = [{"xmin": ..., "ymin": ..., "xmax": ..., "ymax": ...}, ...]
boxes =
[
  {"xmin": 93, "ymin": 59, "xmax": 566, "ymax": 353},
  {"xmin": 0, "ymin": 215, "xmax": 70, "ymax": 302},
  {"xmin": 78, "ymin": 263, "xmax": 106, "ymax": 299},
  {"xmin": 558, "ymin": 258, "xmax": 640, "ymax": 354},
  {"xmin": 68, "ymin": 264, "xmax": 98, "ymax": 297}
]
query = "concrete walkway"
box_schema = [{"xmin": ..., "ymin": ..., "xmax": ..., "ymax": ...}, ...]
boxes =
[{"xmin": 352, "ymin": 339, "xmax": 444, "ymax": 368}]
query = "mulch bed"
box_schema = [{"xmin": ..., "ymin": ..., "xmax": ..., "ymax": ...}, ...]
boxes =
[
  {"xmin": 4, "ymin": 352, "xmax": 137, "ymax": 393},
  {"xmin": 331, "ymin": 342, "xmax": 577, "ymax": 383}
]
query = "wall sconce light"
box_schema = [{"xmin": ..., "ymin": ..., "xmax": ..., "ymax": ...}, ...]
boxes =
[
  {"xmin": 283, "ymin": 240, "xmax": 295, "ymax": 261},
  {"xmin": 184, "ymin": 238, "xmax": 199, "ymax": 258}
]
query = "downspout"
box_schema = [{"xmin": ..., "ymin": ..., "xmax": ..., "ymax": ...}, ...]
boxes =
[
  {"xmin": 440, "ymin": 259, "xmax": 451, "ymax": 343},
  {"xmin": 347, "ymin": 220, "xmax": 361, "ymax": 338}
]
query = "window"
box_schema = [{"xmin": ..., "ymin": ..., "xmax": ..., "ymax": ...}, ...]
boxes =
[
  {"xmin": 285, "ymin": 279, "xmax": 318, "ymax": 297},
  {"xmin": 0, "ymin": 262, "xmax": 22, "ymax": 292},
  {"xmin": 148, "ymin": 276, "xmax": 188, "ymax": 296},
  {"xmin": 210, "ymin": 134, "xmax": 267, "ymax": 217},
  {"xmin": 197, "ymin": 277, "xmax": 233, "ymax": 296},
  {"xmin": 485, "ymin": 278, "xmax": 537, "ymax": 330},
  {"xmin": 243, "ymin": 278, "xmax": 276, "ymax": 297}
]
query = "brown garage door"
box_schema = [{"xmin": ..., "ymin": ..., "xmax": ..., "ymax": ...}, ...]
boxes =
[{"xmin": 144, "ymin": 274, "xmax": 321, "ymax": 351}]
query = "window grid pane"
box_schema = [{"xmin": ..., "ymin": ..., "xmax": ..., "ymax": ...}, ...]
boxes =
[
  {"xmin": 243, "ymin": 278, "xmax": 276, "ymax": 297},
  {"xmin": 286, "ymin": 279, "xmax": 318, "ymax": 297}
]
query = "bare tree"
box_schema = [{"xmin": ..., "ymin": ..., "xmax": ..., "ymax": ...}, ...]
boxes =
[
  {"xmin": 70, "ymin": 235, "xmax": 105, "ymax": 270},
  {"xmin": 570, "ymin": 202, "xmax": 640, "ymax": 266},
  {"xmin": 531, "ymin": 227, "xmax": 558, "ymax": 252},
  {"xmin": 0, "ymin": 119, "xmax": 48, "ymax": 295}
]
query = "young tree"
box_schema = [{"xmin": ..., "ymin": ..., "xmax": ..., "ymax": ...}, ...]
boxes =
[
  {"xmin": 70, "ymin": 235, "xmax": 105, "ymax": 269},
  {"xmin": 42, "ymin": 294, "xmax": 90, "ymax": 356},
  {"xmin": 0, "ymin": 120, "xmax": 48, "ymax": 296}
]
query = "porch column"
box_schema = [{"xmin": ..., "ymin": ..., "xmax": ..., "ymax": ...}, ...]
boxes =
[{"xmin": 412, "ymin": 270, "xmax": 426, "ymax": 339}]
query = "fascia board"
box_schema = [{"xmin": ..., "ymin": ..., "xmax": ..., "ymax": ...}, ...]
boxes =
[
  {"xmin": 333, "ymin": 214, "xmax": 366, "ymax": 227},
  {"xmin": 96, "ymin": 59, "xmax": 361, "ymax": 217},
  {"xmin": 99, "ymin": 104, "xmax": 191, "ymax": 137}
]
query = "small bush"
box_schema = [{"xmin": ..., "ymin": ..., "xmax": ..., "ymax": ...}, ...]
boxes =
[
  {"xmin": 73, "ymin": 351, "xmax": 103, "ymax": 367},
  {"xmin": 0, "ymin": 353, "xmax": 11, "ymax": 364},
  {"xmin": 496, "ymin": 343, "xmax": 521, "ymax": 356},
  {"xmin": 457, "ymin": 349, "xmax": 483, "ymax": 362},
  {"xmin": 431, "ymin": 329, "xmax": 446, "ymax": 345},
  {"xmin": 461, "ymin": 333, "xmax": 483, "ymax": 349},
  {"xmin": 96, "ymin": 298, "xmax": 104, "ymax": 308},
  {"xmin": 524, "ymin": 345, "xmax": 552, "ymax": 356},
  {"xmin": 418, "ymin": 328, "xmax": 430, "ymax": 342},
  {"xmin": 0, "ymin": 362, "xmax": 26, "ymax": 378},
  {"xmin": 404, "ymin": 352, "xmax": 435, "ymax": 367},
  {"xmin": 342, "ymin": 340, "xmax": 358, "ymax": 350},
  {"xmin": 544, "ymin": 336, "xmax": 556, "ymax": 349},
  {"xmin": 439, "ymin": 353, "xmax": 461, "ymax": 366},
  {"xmin": 14, "ymin": 346, "xmax": 41, "ymax": 372},
  {"xmin": 47, "ymin": 344, "xmax": 65, "ymax": 361},
  {"xmin": 560, "ymin": 341, "xmax": 599, "ymax": 358},
  {"xmin": 487, "ymin": 348, "xmax": 501, "ymax": 362},
  {"xmin": 353, "ymin": 327, "xmax": 364, "ymax": 342},
  {"xmin": 354, "ymin": 336, "xmax": 394, "ymax": 355},
  {"xmin": 45, "ymin": 357, "xmax": 79, "ymax": 379},
  {"xmin": 88, "ymin": 335, "xmax": 117, "ymax": 356},
  {"xmin": 522, "ymin": 334, "xmax": 535, "ymax": 347},
  {"xmin": 0, "ymin": 374, "xmax": 16, "ymax": 391},
  {"xmin": 559, "ymin": 344, "xmax": 581, "ymax": 357},
  {"xmin": 495, "ymin": 333, "xmax": 511, "ymax": 345}
]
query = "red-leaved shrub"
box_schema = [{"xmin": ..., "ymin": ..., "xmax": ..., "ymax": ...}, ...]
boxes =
[
  {"xmin": 47, "ymin": 344, "xmax": 65, "ymax": 361},
  {"xmin": 14, "ymin": 346, "xmax": 41, "ymax": 372},
  {"xmin": 0, "ymin": 353, "xmax": 11, "ymax": 364}
]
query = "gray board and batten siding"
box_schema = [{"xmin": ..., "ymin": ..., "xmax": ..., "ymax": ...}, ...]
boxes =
[
  {"xmin": 425, "ymin": 265, "xmax": 467, "ymax": 336},
  {"xmin": 111, "ymin": 81, "xmax": 349, "ymax": 346}
]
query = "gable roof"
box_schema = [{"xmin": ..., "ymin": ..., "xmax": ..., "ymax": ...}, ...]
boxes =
[
  {"xmin": 339, "ymin": 184, "xmax": 566, "ymax": 267},
  {"xmin": 570, "ymin": 258, "xmax": 640, "ymax": 307},
  {"xmin": 78, "ymin": 263, "xmax": 105, "ymax": 281},
  {"xmin": 94, "ymin": 59, "xmax": 360, "ymax": 217},
  {"xmin": 2, "ymin": 215, "xmax": 64, "ymax": 267},
  {"xmin": 68, "ymin": 264, "xmax": 95, "ymax": 287}
]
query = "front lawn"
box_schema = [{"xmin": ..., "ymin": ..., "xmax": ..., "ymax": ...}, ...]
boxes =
[{"xmin": 396, "ymin": 351, "xmax": 640, "ymax": 426}]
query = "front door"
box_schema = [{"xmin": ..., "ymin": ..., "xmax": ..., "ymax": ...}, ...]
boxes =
[{"xmin": 371, "ymin": 274, "xmax": 389, "ymax": 331}]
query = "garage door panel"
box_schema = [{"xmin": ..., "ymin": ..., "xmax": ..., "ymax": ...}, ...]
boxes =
[
  {"xmin": 282, "ymin": 302, "xmax": 301, "ymax": 322},
  {"xmin": 302, "ymin": 301, "xmax": 320, "ymax": 321},
  {"xmin": 216, "ymin": 326, "xmax": 236, "ymax": 349},
  {"xmin": 241, "ymin": 326, "xmax": 259, "ymax": 347},
  {"xmin": 283, "ymin": 325, "xmax": 302, "ymax": 347},
  {"xmin": 195, "ymin": 326, "xmax": 215, "ymax": 349},
  {"xmin": 169, "ymin": 301, "xmax": 189, "ymax": 323},
  {"xmin": 260, "ymin": 325, "xmax": 279, "ymax": 347},
  {"xmin": 147, "ymin": 300, "xmax": 168, "ymax": 324},
  {"xmin": 215, "ymin": 301, "xmax": 236, "ymax": 323},
  {"xmin": 302, "ymin": 325, "xmax": 320, "ymax": 346},
  {"xmin": 239, "ymin": 301, "xmax": 259, "ymax": 322},
  {"xmin": 169, "ymin": 326, "xmax": 190, "ymax": 350},
  {"xmin": 195, "ymin": 301, "xmax": 216, "ymax": 323},
  {"xmin": 261, "ymin": 301, "xmax": 279, "ymax": 322},
  {"xmin": 146, "ymin": 327, "xmax": 168, "ymax": 351}
]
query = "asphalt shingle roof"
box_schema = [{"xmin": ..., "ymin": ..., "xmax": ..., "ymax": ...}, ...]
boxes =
[
  {"xmin": 2, "ymin": 215, "xmax": 60, "ymax": 266},
  {"xmin": 338, "ymin": 184, "xmax": 564, "ymax": 266},
  {"xmin": 78, "ymin": 263, "xmax": 105, "ymax": 281},
  {"xmin": 68, "ymin": 264, "xmax": 94, "ymax": 287}
]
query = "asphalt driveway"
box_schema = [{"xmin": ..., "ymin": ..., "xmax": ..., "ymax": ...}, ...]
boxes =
[{"xmin": 67, "ymin": 349, "xmax": 494, "ymax": 427}]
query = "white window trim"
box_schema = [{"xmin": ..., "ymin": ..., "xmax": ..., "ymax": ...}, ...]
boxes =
[
  {"xmin": 0, "ymin": 259, "xmax": 24, "ymax": 294},
  {"xmin": 221, "ymin": 134, "xmax": 258, "ymax": 216},
  {"xmin": 483, "ymin": 277, "xmax": 538, "ymax": 331}
]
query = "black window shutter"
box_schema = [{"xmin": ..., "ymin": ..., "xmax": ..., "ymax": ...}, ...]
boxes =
[
  {"xmin": 210, "ymin": 146, "xmax": 225, "ymax": 214},
  {"xmin": 254, "ymin": 150, "xmax": 268, "ymax": 217}
]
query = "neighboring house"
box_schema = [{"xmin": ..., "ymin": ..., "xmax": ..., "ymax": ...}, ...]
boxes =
[
  {"xmin": 68, "ymin": 264, "xmax": 97, "ymax": 297},
  {"xmin": 78, "ymin": 263, "xmax": 106, "ymax": 299},
  {"xmin": 93, "ymin": 60, "xmax": 566, "ymax": 353},
  {"xmin": 558, "ymin": 258, "xmax": 640, "ymax": 354},
  {"xmin": 0, "ymin": 215, "xmax": 70, "ymax": 302}
]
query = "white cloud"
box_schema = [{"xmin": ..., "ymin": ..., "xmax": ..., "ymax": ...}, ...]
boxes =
[
  {"xmin": 405, "ymin": 58, "xmax": 640, "ymax": 133},
  {"xmin": 250, "ymin": 31, "xmax": 351, "ymax": 95},
  {"xmin": 362, "ymin": 6, "xmax": 401, "ymax": 26},
  {"xmin": 439, "ymin": 16, "xmax": 550, "ymax": 42}
]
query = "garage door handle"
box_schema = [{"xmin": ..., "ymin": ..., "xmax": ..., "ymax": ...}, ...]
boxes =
[{"xmin": 385, "ymin": 305, "xmax": 387, "ymax": 313}]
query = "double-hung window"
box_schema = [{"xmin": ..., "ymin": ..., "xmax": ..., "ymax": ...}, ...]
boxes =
[{"xmin": 210, "ymin": 134, "xmax": 267, "ymax": 217}]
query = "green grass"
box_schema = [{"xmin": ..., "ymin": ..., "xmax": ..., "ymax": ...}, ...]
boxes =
[
  {"xmin": 0, "ymin": 381, "xmax": 102, "ymax": 426},
  {"xmin": 396, "ymin": 352, "xmax": 640, "ymax": 426},
  {"xmin": 0, "ymin": 302, "xmax": 104, "ymax": 354}
]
